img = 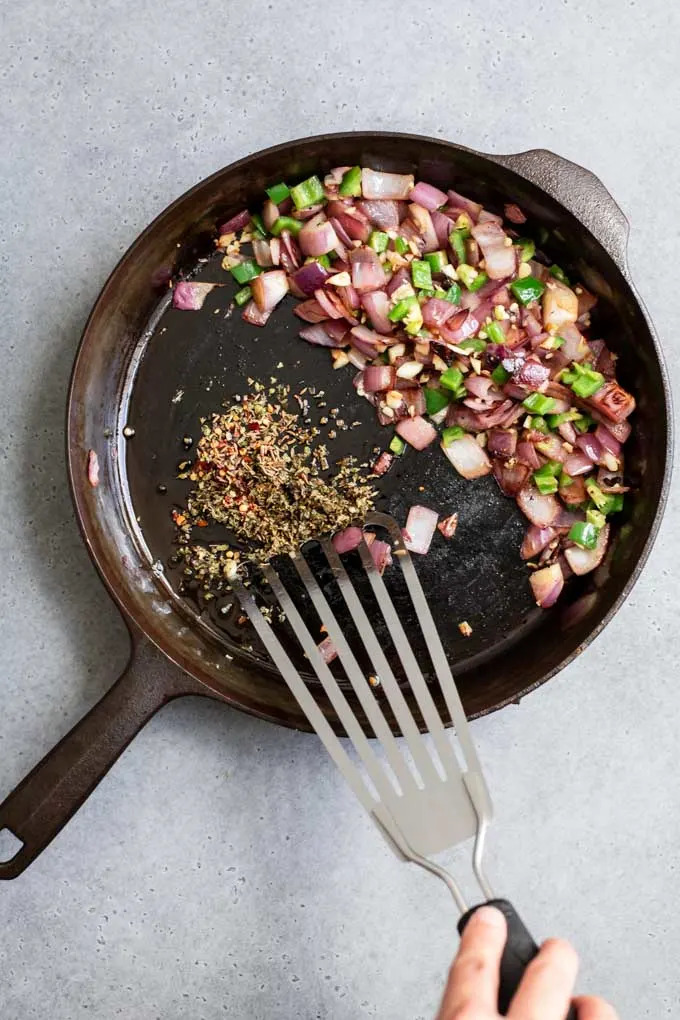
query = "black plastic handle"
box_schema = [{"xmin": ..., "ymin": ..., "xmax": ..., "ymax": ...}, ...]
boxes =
[{"xmin": 458, "ymin": 899, "xmax": 577, "ymax": 1019}]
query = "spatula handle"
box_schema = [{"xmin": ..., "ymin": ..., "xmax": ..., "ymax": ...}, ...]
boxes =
[{"xmin": 458, "ymin": 899, "xmax": 577, "ymax": 1019}]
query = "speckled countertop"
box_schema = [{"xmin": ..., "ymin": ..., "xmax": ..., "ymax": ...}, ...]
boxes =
[{"xmin": 1, "ymin": 2, "xmax": 679, "ymax": 1018}]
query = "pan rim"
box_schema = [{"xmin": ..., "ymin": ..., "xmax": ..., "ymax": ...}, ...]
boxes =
[{"xmin": 66, "ymin": 130, "xmax": 674, "ymax": 723}]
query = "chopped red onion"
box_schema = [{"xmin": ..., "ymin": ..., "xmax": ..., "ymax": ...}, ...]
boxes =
[
  {"xmin": 262, "ymin": 201, "xmax": 279, "ymax": 231},
  {"xmin": 396, "ymin": 415, "xmax": 438, "ymax": 450},
  {"xmin": 218, "ymin": 209, "xmax": 251, "ymax": 234},
  {"xmin": 563, "ymin": 450, "xmax": 595, "ymax": 476},
  {"xmin": 329, "ymin": 216, "xmax": 354, "ymax": 247},
  {"xmin": 465, "ymin": 375, "xmax": 503, "ymax": 403},
  {"xmin": 530, "ymin": 562, "xmax": 564, "ymax": 607},
  {"xmin": 299, "ymin": 214, "xmax": 339, "ymax": 257},
  {"xmin": 521, "ymin": 525, "xmax": 557, "ymax": 560},
  {"xmin": 361, "ymin": 168, "xmax": 415, "ymax": 200},
  {"xmin": 386, "ymin": 267, "xmax": 411, "ymax": 297},
  {"xmin": 293, "ymin": 298, "xmax": 328, "ymax": 323},
  {"xmin": 361, "ymin": 291, "xmax": 394, "ymax": 335},
  {"xmin": 241, "ymin": 300, "xmax": 272, "ymax": 326},
  {"xmin": 559, "ymin": 323, "xmax": 589, "ymax": 363},
  {"xmin": 363, "ymin": 365, "xmax": 396, "ymax": 393},
  {"xmin": 369, "ymin": 538, "xmax": 393, "ymax": 574},
  {"xmin": 349, "ymin": 246, "xmax": 386, "ymax": 292},
  {"xmin": 442, "ymin": 434, "xmax": 492, "ymax": 479},
  {"xmin": 594, "ymin": 423, "xmax": 622, "ymax": 458},
  {"xmin": 557, "ymin": 421, "xmax": 578, "ymax": 445},
  {"xmin": 492, "ymin": 460, "xmax": 530, "ymax": 496},
  {"xmin": 279, "ymin": 230, "xmax": 302, "ymax": 271},
  {"xmin": 314, "ymin": 288, "xmax": 345, "ymax": 320},
  {"xmin": 575, "ymin": 432, "xmax": 603, "ymax": 463},
  {"xmin": 323, "ymin": 320, "xmax": 350, "ymax": 345},
  {"xmin": 408, "ymin": 181, "xmax": 448, "ymax": 212},
  {"xmin": 439, "ymin": 309, "xmax": 479, "ymax": 343},
  {"xmin": 403, "ymin": 505, "xmax": 439, "ymax": 555},
  {"xmin": 422, "ymin": 297, "xmax": 457, "ymax": 329},
  {"xmin": 446, "ymin": 189, "xmax": 482, "ymax": 221},
  {"xmin": 172, "ymin": 281, "xmax": 218, "ymax": 310},
  {"xmin": 252, "ymin": 237, "xmax": 273, "ymax": 267},
  {"xmin": 356, "ymin": 199, "xmax": 401, "ymax": 230},
  {"xmin": 251, "ymin": 270, "xmax": 289, "ymax": 313},
  {"xmin": 290, "ymin": 260, "xmax": 330, "ymax": 296},
  {"xmin": 408, "ymin": 203, "xmax": 439, "ymax": 253},
  {"xmin": 471, "ymin": 220, "xmax": 515, "ymax": 280},
  {"xmin": 513, "ymin": 357, "xmax": 550, "ymax": 390},
  {"xmin": 298, "ymin": 324, "xmax": 342, "ymax": 348},
  {"xmin": 487, "ymin": 427, "xmax": 517, "ymax": 460},
  {"xmin": 516, "ymin": 485, "xmax": 560, "ymax": 527},
  {"xmin": 585, "ymin": 380, "xmax": 636, "ymax": 424},
  {"xmin": 332, "ymin": 526, "xmax": 364, "ymax": 554},
  {"xmin": 432, "ymin": 209, "xmax": 456, "ymax": 248}
]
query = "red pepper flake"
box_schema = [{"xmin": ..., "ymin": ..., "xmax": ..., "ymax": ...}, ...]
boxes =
[
  {"xmin": 172, "ymin": 510, "xmax": 187, "ymax": 526},
  {"xmin": 438, "ymin": 513, "xmax": 459, "ymax": 539}
]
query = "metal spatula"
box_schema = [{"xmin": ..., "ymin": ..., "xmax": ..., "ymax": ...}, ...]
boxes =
[{"xmin": 230, "ymin": 511, "xmax": 576, "ymax": 1018}]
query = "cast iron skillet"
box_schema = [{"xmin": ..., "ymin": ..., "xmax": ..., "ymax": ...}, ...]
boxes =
[{"xmin": 0, "ymin": 132, "xmax": 672, "ymax": 879}]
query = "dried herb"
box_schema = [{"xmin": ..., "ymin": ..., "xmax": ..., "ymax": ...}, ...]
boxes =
[{"xmin": 174, "ymin": 382, "xmax": 376, "ymax": 588}]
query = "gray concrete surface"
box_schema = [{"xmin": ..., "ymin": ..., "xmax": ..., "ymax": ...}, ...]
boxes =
[{"xmin": 1, "ymin": 2, "xmax": 679, "ymax": 1017}]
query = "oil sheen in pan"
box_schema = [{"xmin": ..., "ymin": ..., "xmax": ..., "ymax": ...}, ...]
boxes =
[{"xmin": 122, "ymin": 248, "xmax": 547, "ymax": 682}]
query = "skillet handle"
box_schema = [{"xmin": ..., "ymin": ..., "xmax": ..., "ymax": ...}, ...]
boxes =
[
  {"xmin": 485, "ymin": 148, "xmax": 630, "ymax": 273},
  {"xmin": 458, "ymin": 899, "xmax": 577, "ymax": 1019},
  {"xmin": 0, "ymin": 634, "xmax": 199, "ymax": 879}
]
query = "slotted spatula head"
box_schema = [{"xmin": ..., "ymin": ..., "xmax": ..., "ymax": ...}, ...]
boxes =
[
  {"xmin": 230, "ymin": 512, "xmax": 493, "ymax": 905},
  {"xmin": 230, "ymin": 512, "xmax": 577, "ymax": 1019}
]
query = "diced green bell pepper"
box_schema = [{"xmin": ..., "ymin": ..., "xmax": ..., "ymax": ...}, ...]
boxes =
[
  {"xmin": 510, "ymin": 276, "xmax": 545, "ymax": 305},
  {"xmin": 290, "ymin": 175, "xmax": 325, "ymax": 210},
  {"xmin": 425, "ymin": 250, "xmax": 448, "ymax": 273},
  {"xmin": 369, "ymin": 230, "xmax": 389, "ymax": 253},
  {"xmin": 456, "ymin": 337, "xmax": 487, "ymax": 353},
  {"xmin": 388, "ymin": 294, "xmax": 418, "ymax": 322},
  {"xmin": 250, "ymin": 212, "xmax": 267, "ymax": 237},
  {"xmin": 586, "ymin": 508, "xmax": 607, "ymax": 530},
  {"xmin": 424, "ymin": 388, "xmax": 450, "ymax": 416},
  {"xmin": 231, "ymin": 259, "xmax": 262, "ymax": 284},
  {"xmin": 444, "ymin": 282, "xmax": 462, "ymax": 305},
  {"xmin": 411, "ymin": 260, "xmax": 433, "ymax": 290},
  {"xmin": 449, "ymin": 229, "xmax": 468, "ymax": 264},
  {"xmin": 266, "ymin": 182, "xmax": 290, "ymax": 204},
  {"xmin": 486, "ymin": 321, "xmax": 506, "ymax": 345},
  {"xmin": 550, "ymin": 264, "xmax": 570, "ymax": 285},
  {"xmin": 394, "ymin": 236, "xmax": 409, "ymax": 255},
  {"xmin": 568, "ymin": 521, "xmax": 600, "ymax": 550},
  {"xmin": 523, "ymin": 392, "xmax": 556, "ymax": 414},
  {"xmin": 270, "ymin": 216, "xmax": 303, "ymax": 237},
  {"xmin": 389, "ymin": 434, "xmax": 407, "ymax": 456},
  {"xmin": 440, "ymin": 366, "xmax": 464, "ymax": 392},
  {"xmin": 515, "ymin": 237, "xmax": 536, "ymax": 263},
  {"xmin": 338, "ymin": 166, "xmax": 362, "ymax": 197},
  {"xmin": 234, "ymin": 286, "xmax": 252, "ymax": 306},
  {"xmin": 491, "ymin": 364, "xmax": 511, "ymax": 385}
]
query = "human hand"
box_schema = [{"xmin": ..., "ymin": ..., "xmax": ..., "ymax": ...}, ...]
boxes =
[{"xmin": 436, "ymin": 905, "xmax": 618, "ymax": 1019}]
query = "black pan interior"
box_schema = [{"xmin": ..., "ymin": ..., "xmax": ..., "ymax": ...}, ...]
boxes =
[{"xmin": 118, "ymin": 134, "xmax": 667, "ymax": 711}]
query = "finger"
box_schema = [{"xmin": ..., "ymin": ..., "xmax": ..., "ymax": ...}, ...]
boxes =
[
  {"xmin": 507, "ymin": 937, "xmax": 579, "ymax": 1020},
  {"xmin": 436, "ymin": 905, "xmax": 507, "ymax": 1019},
  {"xmin": 573, "ymin": 995, "xmax": 620, "ymax": 1020}
]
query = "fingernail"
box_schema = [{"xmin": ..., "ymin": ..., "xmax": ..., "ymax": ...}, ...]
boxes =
[{"xmin": 474, "ymin": 905, "xmax": 505, "ymax": 928}]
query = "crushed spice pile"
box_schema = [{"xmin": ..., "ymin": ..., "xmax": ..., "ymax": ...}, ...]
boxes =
[{"xmin": 174, "ymin": 381, "xmax": 376, "ymax": 588}]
